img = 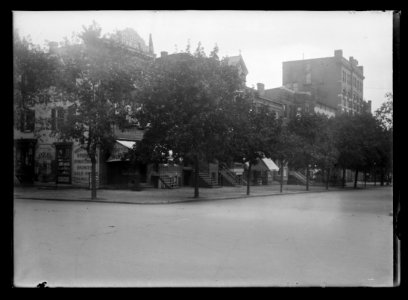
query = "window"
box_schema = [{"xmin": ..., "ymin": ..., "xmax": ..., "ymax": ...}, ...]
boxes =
[
  {"xmin": 51, "ymin": 107, "xmax": 65, "ymax": 131},
  {"xmin": 19, "ymin": 108, "xmax": 35, "ymax": 132},
  {"xmin": 305, "ymin": 63, "xmax": 311, "ymax": 84},
  {"xmin": 306, "ymin": 72, "xmax": 311, "ymax": 84}
]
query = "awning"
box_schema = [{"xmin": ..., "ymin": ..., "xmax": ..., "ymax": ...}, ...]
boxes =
[
  {"xmin": 106, "ymin": 140, "xmax": 136, "ymax": 162},
  {"xmin": 261, "ymin": 158, "xmax": 279, "ymax": 171},
  {"xmin": 244, "ymin": 158, "xmax": 279, "ymax": 171},
  {"xmin": 116, "ymin": 140, "xmax": 136, "ymax": 149}
]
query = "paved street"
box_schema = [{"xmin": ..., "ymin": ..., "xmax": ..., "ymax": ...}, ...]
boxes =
[{"xmin": 14, "ymin": 187, "xmax": 394, "ymax": 287}]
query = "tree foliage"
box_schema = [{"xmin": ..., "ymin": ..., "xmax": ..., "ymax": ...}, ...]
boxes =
[
  {"xmin": 226, "ymin": 89, "xmax": 281, "ymax": 194},
  {"xmin": 375, "ymin": 93, "xmax": 393, "ymax": 131},
  {"xmin": 133, "ymin": 45, "xmax": 244, "ymax": 197},
  {"xmin": 14, "ymin": 22, "xmax": 149, "ymax": 198},
  {"xmin": 14, "ymin": 25, "xmax": 393, "ymax": 194}
]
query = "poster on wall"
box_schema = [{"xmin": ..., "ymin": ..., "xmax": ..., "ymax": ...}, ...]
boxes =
[
  {"xmin": 72, "ymin": 144, "xmax": 99, "ymax": 187},
  {"xmin": 56, "ymin": 144, "xmax": 72, "ymax": 184}
]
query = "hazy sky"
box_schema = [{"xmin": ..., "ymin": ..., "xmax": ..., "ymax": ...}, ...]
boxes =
[{"xmin": 13, "ymin": 10, "xmax": 394, "ymax": 111}]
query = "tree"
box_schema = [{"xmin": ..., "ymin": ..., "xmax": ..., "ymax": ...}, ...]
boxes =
[
  {"xmin": 314, "ymin": 116, "xmax": 339, "ymax": 190},
  {"xmin": 375, "ymin": 93, "xmax": 393, "ymax": 185},
  {"xmin": 227, "ymin": 90, "xmax": 280, "ymax": 195},
  {"xmin": 268, "ymin": 119, "xmax": 295, "ymax": 193},
  {"xmin": 134, "ymin": 45, "xmax": 244, "ymax": 198},
  {"xmin": 287, "ymin": 113, "xmax": 326, "ymax": 191},
  {"xmin": 375, "ymin": 93, "xmax": 393, "ymax": 131},
  {"xmin": 13, "ymin": 31, "xmax": 62, "ymax": 131},
  {"xmin": 333, "ymin": 114, "xmax": 361, "ymax": 188},
  {"xmin": 52, "ymin": 22, "xmax": 148, "ymax": 199},
  {"xmin": 333, "ymin": 112, "xmax": 385, "ymax": 189}
]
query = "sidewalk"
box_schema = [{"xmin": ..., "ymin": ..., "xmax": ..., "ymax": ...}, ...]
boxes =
[{"xmin": 13, "ymin": 183, "xmax": 388, "ymax": 205}]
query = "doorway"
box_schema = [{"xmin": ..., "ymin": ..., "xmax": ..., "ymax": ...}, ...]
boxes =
[
  {"xmin": 14, "ymin": 139, "xmax": 36, "ymax": 184},
  {"xmin": 55, "ymin": 143, "xmax": 72, "ymax": 184}
]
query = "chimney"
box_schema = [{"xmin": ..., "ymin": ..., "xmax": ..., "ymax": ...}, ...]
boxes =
[
  {"xmin": 334, "ymin": 49, "xmax": 343, "ymax": 57},
  {"xmin": 358, "ymin": 66, "xmax": 364, "ymax": 74},
  {"xmin": 257, "ymin": 83, "xmax": 265, "ymax": 96},
  {"xmin": 149, "ymin": 33, "xmax": 154, "ymax": 54},
  {"xmin": 349, "ymin": 56, "xmax": 358, "ymax": 67},
  {"xmin": 160, "ymin": 51, "xmax": 168, "ymax": 58}
]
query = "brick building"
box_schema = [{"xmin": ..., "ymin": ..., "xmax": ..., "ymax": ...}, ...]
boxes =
[{"xmin": 282, "ymin": 49, "xmax": 371, "ymax": 115}]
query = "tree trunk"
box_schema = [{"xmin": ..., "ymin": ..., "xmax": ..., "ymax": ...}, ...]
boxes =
[
  {"xmin": 306, "ymin": 164, "xmax": 309, "ymax": 191},
  {"xmin": 364, "ymin": 169, "xmax": 367, "ymax": 188},
  {"xmin": 280, "ymin": 162, "xmax": 284, "ymax": 193},
  {"xmin": 354, "ymin": 168, "xmax": 358, "ymax": 189},
  {"xmin": 380, "ymin": 168, "xmax": 385, "ymax": 186},
  {"xmin": 374, "ymin": 167, "xmax": 377, "ymax": 186},
  {"xmin": 326, "ymin": 167, "xmax": 330, "ymax": 190},
  {"xmin": 246, "ymin": 162, "xmax": 251, "ymax": 196},
  {"xmin": 342, "ymin": 167, "xmax": 346, "ymax": 188},
  {"xmin": 194, "ymin": 155, "xmax": 199, "ymax": 198},
  {"xmin": 90, "ymin": 155, "xmax": 97, "ymax": 200}
]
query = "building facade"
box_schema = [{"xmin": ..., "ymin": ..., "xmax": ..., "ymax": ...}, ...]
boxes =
[
  {"xmin": 224, "ymin": 55, "xmax": 249, "ymax": 84},
  {"xmin": 259, "ymin": 85, "xmax": 317, "ymax": 119},
  {"xmin": 14, "ymin": 29, "xmax": 155, "ymax": 187},
  {"xmin": 282, "ymin": 49, "xmax": 370, "ymax": 115}
]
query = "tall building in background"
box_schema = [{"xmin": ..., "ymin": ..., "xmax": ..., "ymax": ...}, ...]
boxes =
[{"xmin": 282, "ymin": 49, "xmax": 370, "ymax": 115}]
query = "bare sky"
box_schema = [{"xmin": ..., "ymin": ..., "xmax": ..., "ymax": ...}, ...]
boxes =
[{"xmin": 13, "ymin": 10, "xmax": 394, "ymax": 111}]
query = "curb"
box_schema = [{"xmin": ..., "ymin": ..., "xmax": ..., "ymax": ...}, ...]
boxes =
[{"xmin": 13, "ymin": 186, "xmax": 388, "ymax": 205}]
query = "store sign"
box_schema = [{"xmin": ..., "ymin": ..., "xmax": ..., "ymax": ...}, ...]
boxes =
[{"xmin": 72, "ymin": 145, "xmax": 99, "ymax": 186}]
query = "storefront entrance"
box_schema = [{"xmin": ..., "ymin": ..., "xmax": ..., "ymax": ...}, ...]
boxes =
[{"xmin": 14, "ymin": 139, "xmax": 36, "ymax": 184}]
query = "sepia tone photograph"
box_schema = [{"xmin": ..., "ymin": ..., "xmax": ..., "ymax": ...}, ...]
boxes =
[{"xmin": 13, "ymin": 10, "xmax": 397, "ymax": 287}]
